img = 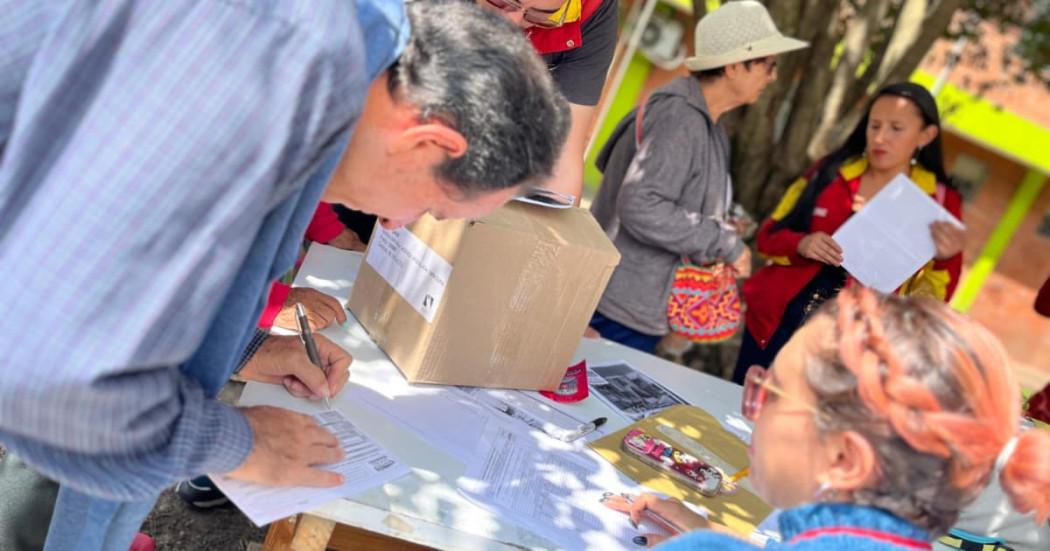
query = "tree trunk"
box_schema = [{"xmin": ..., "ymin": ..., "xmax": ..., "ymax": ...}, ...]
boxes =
[
  {"xmin": 757, "ymin": 2, "xmax": 844, "ymax": 214},
  {"xmin": 826, "ymin": 0, "xmax": 967, "ymax": 152},
  {"xmin": 732, "ymin": 0, "xmax": 840, "ymax": 215},
  {"xmin": 691, "ymin": 0, "xmax": 707, "ymax": 19},
  {"xmin": 730, "ymin": 0, "xmax": 809, "ymax": 211},
  {"xmin": 807, "ymin": 0, "xmax": 890, "ymax": 157}
]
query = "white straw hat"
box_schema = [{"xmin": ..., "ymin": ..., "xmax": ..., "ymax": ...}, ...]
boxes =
[{"xmin": 685, "ymin": 1, "xmax": 809, "ymax": 72}]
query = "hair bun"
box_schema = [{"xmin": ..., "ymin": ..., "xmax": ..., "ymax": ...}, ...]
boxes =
[{"xmin": 999, "ymin": 427, "xmax": 1050, "ymax": 524}]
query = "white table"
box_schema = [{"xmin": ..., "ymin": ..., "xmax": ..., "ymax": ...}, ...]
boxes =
[{"xmin": 253, "ymin": 244, "xmax": 752, "ymax": 550}]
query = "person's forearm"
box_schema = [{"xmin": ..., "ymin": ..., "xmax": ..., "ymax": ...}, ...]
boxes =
[
  {"xmin": 539, "ymin": 103, "xmax": 595, "ymax": 204},
  {"xmin": 0, "ymin": 373, "xmax": 252, "ymax": 500}
]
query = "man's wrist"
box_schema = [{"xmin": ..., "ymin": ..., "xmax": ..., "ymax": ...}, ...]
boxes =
[{"xmin": 235, "ymin": 330, "xmax": 270, "ymax": 374}]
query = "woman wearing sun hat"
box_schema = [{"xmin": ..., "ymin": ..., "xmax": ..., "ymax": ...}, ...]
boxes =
[{"xmin": 587, "ymin": 1, "xmax": 808, "ymax": 353}]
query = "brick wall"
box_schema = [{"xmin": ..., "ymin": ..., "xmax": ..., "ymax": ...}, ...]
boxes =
[{"xmin": 941, "ymin": 132, "xmax": 1050, "ymax": 386}]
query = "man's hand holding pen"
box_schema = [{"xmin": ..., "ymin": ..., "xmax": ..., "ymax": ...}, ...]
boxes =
[{"xmin": 237, "ymin": 333, "xmax": 352, "ymax": 399}]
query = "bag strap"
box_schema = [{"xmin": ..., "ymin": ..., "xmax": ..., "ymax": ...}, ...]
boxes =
[{"xmin": 634, "ymin": 96, "xmax": 648, "ymax": 147}]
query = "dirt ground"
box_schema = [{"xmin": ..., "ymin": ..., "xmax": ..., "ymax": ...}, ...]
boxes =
[
  {"xmin": 140, "ymin": 488, "xmax": 266, "ymax": 551},
  {"xmin": 0, "ymin": 445, "xmax": 265, "ymax": 551}
]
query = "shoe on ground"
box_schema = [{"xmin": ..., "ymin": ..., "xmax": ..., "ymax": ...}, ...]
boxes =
[{"xmin": 176, "ymin": 475, "xmax": 230, "ymax": 510}]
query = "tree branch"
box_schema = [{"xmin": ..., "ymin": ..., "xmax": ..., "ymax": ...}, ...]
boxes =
[
  {"xmin": 879, "ymin": 0, "xmax": 967, "ymax": 86},
  {"xmin": 808, "ymin": 0, "xmax": 891, "ymax": 156}
]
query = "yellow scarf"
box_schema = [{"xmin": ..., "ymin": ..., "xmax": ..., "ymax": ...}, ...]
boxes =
[{"xmin": 547, "ymin": 0, "xmax": 582, "ymax": 26}]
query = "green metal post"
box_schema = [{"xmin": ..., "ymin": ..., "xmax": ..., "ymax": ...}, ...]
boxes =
[{"xmin": 952, "ymin": 169, "xmax": 1048, "ymax": 312}]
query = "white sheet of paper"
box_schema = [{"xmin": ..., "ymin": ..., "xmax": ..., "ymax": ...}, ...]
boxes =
[
  {"xmin": 458, "ymin": 424, "xmax": 645, "ymax": 551},
  {"xmin": 833, "ymin": 174, "xmax": 963, "ymax": 293},
  {"xmin": 213, "ymin": 409, "xmax": 409, "ymax": 526},
  {"xmin": 351, "ymin": 383, "xmax": 502, "ymax": 463}
]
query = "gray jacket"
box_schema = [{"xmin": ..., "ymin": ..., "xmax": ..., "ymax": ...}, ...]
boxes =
[{"xmin": 590, "ymin": 76, "xmax": 744, "ymax": 336}]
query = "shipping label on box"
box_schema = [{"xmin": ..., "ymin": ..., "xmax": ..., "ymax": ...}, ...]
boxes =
[{"xmin": 365, "ymin": 226, "xmax": 453, "ymax": 323}]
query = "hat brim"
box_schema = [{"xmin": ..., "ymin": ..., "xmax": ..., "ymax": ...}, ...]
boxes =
[{"xmin": 684, "ymin": 35, "xmax": 809, "ymax": 72}]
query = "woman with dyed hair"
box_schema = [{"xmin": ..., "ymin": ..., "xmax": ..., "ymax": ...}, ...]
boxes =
[
  {"xmin": 628, "ymin": 287, "xmax": 1049, "ymax": 549},
  {"xmin": 734, "ymin": 82, "xmax": 965, "ymax": 383}
]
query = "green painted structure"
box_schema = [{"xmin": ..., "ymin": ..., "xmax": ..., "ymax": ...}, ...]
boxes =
[{"xmin": 910, "ymin": 71, "xmax": 1050, "ymax": 312}]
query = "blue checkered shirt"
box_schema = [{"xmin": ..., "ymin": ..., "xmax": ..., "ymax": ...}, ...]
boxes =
[{"xmin": 0, "ymin": 0, "xmax": 407, "ymax": 501}]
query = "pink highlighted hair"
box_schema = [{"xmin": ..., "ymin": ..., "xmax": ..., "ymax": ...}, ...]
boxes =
[{"xmin": 803, "ymin": 286, "xmax": 1049, "ymax": 534}]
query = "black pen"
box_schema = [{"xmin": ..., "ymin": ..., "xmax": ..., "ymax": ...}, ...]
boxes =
[
  {"xmin": 562, "ymin": 416, "xmax": 607, "ymax": 442},
  {"xmin": 295, "ymin": 303, "xmax": 330, "ymax": 409}
]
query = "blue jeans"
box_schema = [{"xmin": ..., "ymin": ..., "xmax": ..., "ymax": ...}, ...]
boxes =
[
  {"xmin": 44, "ymin": 487, "xmax": 155, "ymax": 551},
  {"xmin": 590, "ymin": 312, "xmax": 662, "ymax": 354}
]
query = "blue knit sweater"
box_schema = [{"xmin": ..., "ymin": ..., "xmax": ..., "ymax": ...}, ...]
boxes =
[{"xmin": 659, "ymin": 503, "xmax": 932, "ymax": 550}]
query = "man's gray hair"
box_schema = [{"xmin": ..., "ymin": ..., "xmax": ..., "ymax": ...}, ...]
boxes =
[{"xmin": 389, "ymin": 0, "xmax": 571, "ymax": 196}]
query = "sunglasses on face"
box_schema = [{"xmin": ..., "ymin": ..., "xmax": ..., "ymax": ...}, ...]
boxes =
[
  {"xmin": 741, "ymin": 365, "xmax": 827, "ymax": 422},
  {"xmin": 483, "ymin": 0, "xmax": 569, "ymax": 29}
]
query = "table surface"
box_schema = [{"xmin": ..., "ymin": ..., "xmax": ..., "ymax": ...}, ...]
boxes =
[{"xmin": 241, "ymin": 244, "xmax": 754, "ymax": 551}]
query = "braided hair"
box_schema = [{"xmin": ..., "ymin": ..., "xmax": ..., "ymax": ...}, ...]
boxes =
[{"xmin": 803, "ymin": 287, "xmax": 1050, "ymax": 535}]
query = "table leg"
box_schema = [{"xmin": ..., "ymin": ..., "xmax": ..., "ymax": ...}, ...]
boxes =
[{"xmin": 261, "ymin": 514, "xmax": 335, "ymax": 551}]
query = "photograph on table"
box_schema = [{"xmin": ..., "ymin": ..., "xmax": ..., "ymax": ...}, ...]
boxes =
[{"xmin": 589, "ymin": 361, "xmax": 689, "ymax": 421}]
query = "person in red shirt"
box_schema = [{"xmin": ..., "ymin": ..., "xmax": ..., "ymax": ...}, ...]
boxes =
[
  {"xmin": 1035, "ymin": 275, "xmax": 1050, "ymax": 318},
  {"xmin": 477, "ymin": 0, "xmax": 617, "ymax": 202},
  {"xmin": 1023, "ymin": 275, "xmax": 1050, "ymax": 425},
  {"xmin": 733, "ymin": 82, "xmax": 966, "ymax": 383},
  {"xmin": 258, "ymin": 202, "xmax": 364, "ymax": 332}
]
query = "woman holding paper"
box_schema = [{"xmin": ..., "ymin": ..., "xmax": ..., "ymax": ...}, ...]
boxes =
[
  {"xmin": 733, "ymin": 83, "xmax": 965, "ymax": 383},
  {"xmin": 627, "ymin": 287, "xmax": 1050, "ymax": 549}
]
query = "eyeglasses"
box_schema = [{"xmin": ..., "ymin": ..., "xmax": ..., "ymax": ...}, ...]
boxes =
[
  {"xmin": 483, "ymin": 0, "xmax": 570, "ymax": 29},
  {"xmin": 741, "ymin": 365, "xmax": 828, "ymax": 422},
  {"xmin": 514, "ymin": 187, "xmax": 576, "ymax": 208},
  {"xmin": 752, "ymin": 56, "xmax": 777, "ymax": 75}
]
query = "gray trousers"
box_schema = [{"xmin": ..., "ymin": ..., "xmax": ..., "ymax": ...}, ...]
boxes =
[{"xmin": 0, "ymin": 454, "xmax": 58, "ymax": 551}]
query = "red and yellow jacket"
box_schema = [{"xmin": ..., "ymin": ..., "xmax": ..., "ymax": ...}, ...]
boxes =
[
  {"xmin": 742, "ymin": 157, "xmax": 963, "ymax": 348},
  {"xmin": 528, "ymin": 0, "xmax": 599, "ymax": 55}
]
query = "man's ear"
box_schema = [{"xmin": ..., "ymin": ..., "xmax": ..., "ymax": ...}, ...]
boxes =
[
  {"xmin": 823, "ymin": 430, "xmax": 879, "ymax": 494},
  {"xmin": 390, "ymin": 122, "xmax": 468, "ymax": 160}
]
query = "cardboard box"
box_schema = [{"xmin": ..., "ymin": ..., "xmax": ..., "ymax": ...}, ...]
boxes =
[{"xmin": 348, "ymin": 203, "xmax": 620, "ymax": 390}]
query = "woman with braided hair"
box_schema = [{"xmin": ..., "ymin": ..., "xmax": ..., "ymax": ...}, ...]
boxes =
[{"xmin": 626, "ymin": 287, "xmax": 1049, "ymax": 549}]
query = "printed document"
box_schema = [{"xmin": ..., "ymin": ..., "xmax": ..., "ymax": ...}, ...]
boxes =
[
  {"xmin": 833, "ymin": 174, "xmax": 964, "ymax": 293},
  {"xmin": 458, "ymin": 424, "xmax": 644, "ymax": 550},
  {"xmin": 214, "ymin": 409, "xmax": 409, "ymax": 526}
]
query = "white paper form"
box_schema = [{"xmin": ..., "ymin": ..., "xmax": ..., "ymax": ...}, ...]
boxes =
[
  {"xmin": 351, "ymin": 384, "xmax": 502, "ymax": 463},
  {"xmin": 365, "ymin": 225, "xmax": 452, "ymax": 322},
  {"xmin": 833, "ymin": 174, "xmax": 964, "ymax": 293},
  {"xmin": 458, "ymin": 425, "xmax": 645, "ymax": 551},
  {"xmin": 213, "ymin": 409, "xmax": 409, "ymax": 526}
]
